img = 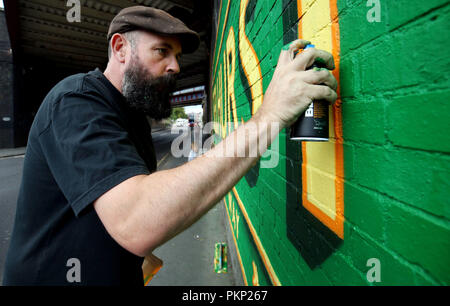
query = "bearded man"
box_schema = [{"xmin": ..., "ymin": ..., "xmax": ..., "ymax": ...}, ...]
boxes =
[{"xmin": 3, "ymin": 6, "xmax": 337, "ymax": 285}]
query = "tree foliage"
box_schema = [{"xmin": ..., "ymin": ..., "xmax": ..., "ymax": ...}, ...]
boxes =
[{"xmin": 170, "ymin": 107, "xmax": 188, "ymax": 120}]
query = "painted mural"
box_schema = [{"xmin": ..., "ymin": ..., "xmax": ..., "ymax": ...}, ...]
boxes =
[{"xmin": 211, "ymin": 0, "xmax": 450, "ymax": 286}]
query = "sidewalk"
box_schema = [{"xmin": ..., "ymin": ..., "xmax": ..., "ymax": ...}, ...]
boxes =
[
  {"xmin": 150, "ymin": 199, "xmax": 241, "ymax": 286},
  {"xmin": 0, "ymin": 147, "xmax": 26, "ymax": 158}
]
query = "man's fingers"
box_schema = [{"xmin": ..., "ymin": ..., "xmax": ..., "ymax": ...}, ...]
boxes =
[
  {"xmin": 306, "ymin": 83, "xmax": 338, "ymax": 104},
  {"xmin": 278, "ymin": 39, "xmax": 311, "ymax": 64},
  {"xmin": 293, "ymin": 47, "xmax": 335, "ymax": 71},
  {"xmin": 302, "ymin": 69, "xmax": 338, "ymax": 91}
]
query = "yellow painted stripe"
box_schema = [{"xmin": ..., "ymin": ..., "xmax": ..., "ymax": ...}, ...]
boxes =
[
  {"xmin": 238, "ymin": 0, "xmax": 264, "ymax": 115},
  {"xmin": 212, "ymin": 0, "xmax": 231, "ymax": 89},
  {"xmin": 299, "ymin": 0, "xmax": 344, "ymax": 239},
  {"xmin": 232, "ymin": 187, "xmax": 281, "ymax": 286},
  {"xmin": 223, "ymin": 197, "xmax": 248, "ymax": 286}
]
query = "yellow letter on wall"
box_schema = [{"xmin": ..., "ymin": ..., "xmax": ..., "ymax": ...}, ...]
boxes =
[{"xmin": 239, "ymin": 0, "xmax": 263, "ymax": 115}]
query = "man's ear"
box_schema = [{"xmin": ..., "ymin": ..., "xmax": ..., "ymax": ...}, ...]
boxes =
[{"xmin": 110, "ymin": 33, "xmax": 127, "ymax": 63}]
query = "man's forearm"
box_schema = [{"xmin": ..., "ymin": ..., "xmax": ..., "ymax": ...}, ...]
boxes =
[{"xmin": 135, "ymin": 111, "xmax": 280, "ymax": 254}]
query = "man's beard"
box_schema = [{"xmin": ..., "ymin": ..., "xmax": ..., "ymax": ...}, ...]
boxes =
[{"xmin": 122, "ymin": 56, "xmax": 177, "ymax": 120}]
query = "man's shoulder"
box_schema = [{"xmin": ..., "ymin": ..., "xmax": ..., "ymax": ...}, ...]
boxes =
[
  {"xmin": 32, "ymin": 69, "xmax": 115, "ymax": 135},
  {"xmin": 45, "ymin": 69, "xmax": 117, "ymax": 112},
  {"xmin": 49, "ymin": 69, "xmax": 106, "ymax": 100}
]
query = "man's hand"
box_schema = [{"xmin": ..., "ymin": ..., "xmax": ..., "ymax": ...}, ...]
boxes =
[{"xmin": 257, "ymin": 39, "xmax": 338, "ymax": 129}]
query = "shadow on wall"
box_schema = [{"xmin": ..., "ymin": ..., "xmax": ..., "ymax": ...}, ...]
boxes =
[
  {"xmin": 281, "ymin": 0, "xmax": 342, "ymax": 269},
  {"xmin": 284, "ymin": 139, "xmax": 342, "ymax": 269},
  {"xmin": 238, "ymin": 0, "xmax": 343, "ymax": 269},
  {"xmin": 240, "ymin": 0, "xmax": 260, "ymax": 188}
]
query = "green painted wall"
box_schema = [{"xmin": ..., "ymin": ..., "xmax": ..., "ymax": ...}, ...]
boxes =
[{"xmin": 209, "ymin": 0, "xmax": 450, "ymax": 285}]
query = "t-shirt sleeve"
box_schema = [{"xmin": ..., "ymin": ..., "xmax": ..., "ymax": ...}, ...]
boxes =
[{"xmin": 38, "ymin": 91, "xmax": 150, "ymax": 216}]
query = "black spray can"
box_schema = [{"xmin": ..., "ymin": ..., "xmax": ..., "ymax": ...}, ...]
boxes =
[{"xmin": 290, "ymin": 44, "xmax": 329, "ymax": 142}]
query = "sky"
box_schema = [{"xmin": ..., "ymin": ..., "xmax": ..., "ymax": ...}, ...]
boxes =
[
  {"xmin": 0, "ymin": 1, "xmax": 4, "ymax": 9},
  {"xmin": 184, "ymin": 105, "xmax": 203, "ymax": 114}
]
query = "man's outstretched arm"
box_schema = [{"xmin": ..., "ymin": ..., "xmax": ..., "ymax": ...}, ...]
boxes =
[{"xmin": 93, "ymin": 40, "xmax": 338, "ymax": 257}]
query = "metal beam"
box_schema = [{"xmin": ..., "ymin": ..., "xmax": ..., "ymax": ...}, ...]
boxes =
[
  {"xmin": 21, "ymin": 38, "xmax": 106, "ymax": 59},
  {"xmin": 11, "ymin": 0, "xmax": 209, "ymax": 105},
  {"xmin": 20, "ymin": 16, "xmax": 106, "ymax": 41},
  {"xmin": 21, "ymin": 30, "xmax": 107, "ymax": 52},
  {"xmin": 20, "ymin": 6, "xmax": 108, "ymax": 33},
  {"xmin": 22, "ymin": 45, "xmax": 105, "ymax": 67},
  {"xmin": 176, "ymin": 76, "xmax": 206, "ymax": 91},
  {"xmin": 163, "ymin": 0, "xmax": 194, "ymax": 12},
  {"xmin": 21, "ymin": 54, "xmax": 100, "ymax": 71},
  {"xmin": 171, "ymin": 98, "xmax": 203, "ymax": 108},
  {"xmin": 27, "ymin": 0, "xmax": 116, "ymax": 22}
]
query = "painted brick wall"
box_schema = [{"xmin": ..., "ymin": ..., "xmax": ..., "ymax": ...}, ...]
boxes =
[{"xmin": 209, "ymin": 0, "xmax": 450, "ymax": 285}]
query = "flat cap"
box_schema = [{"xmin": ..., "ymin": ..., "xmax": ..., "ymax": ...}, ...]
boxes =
[{"xmin": 107, "ymin": 6, "xmax": 200, "ymax": 54}]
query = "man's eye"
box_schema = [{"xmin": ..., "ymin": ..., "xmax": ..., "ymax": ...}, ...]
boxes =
[{"xmin": 156, "ymin": 48, "xmax": 167, "ymax": 56}]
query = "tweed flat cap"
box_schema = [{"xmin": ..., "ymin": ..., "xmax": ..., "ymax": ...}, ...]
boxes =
[{"xmin": 107, "ymin": 6, "xmax": 200, "ymax": 54}]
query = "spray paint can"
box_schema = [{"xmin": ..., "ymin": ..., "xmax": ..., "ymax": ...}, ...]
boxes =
[{"xmin": 290, "ymin": 44, "xmax": 329, "ymax": 142}]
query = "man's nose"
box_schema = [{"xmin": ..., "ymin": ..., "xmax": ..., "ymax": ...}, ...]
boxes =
[{"xmin": 167, "ymin": 56, "xmax": 180, "ymax": 74}]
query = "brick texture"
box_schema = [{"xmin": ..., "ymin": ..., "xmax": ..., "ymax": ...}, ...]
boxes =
[{"xmin": 211, "ymin": 0, "xmax": 450, "ymax": 285}]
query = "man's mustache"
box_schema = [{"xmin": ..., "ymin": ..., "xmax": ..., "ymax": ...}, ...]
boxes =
[
  {"xmin": 152, "ymin": 74, "xmax": 177, "ymax": 90},
  {"xmin": 121, "ymin": 63, "xmax": 178, "ymax": 119}
]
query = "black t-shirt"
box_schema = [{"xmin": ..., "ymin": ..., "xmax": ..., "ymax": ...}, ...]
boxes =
[{"xmin": 2, "ymin": 68, "xmax": 157, "ymax": 286}]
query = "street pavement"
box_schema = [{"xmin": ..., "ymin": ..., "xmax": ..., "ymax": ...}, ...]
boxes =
[
  {"xmin": 0, "ymin": 127, "xmax": 242, "ymax": 286},
  {"xmin": 0, "ymin": 153, "xmax": 25, "ymax": 285}
]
